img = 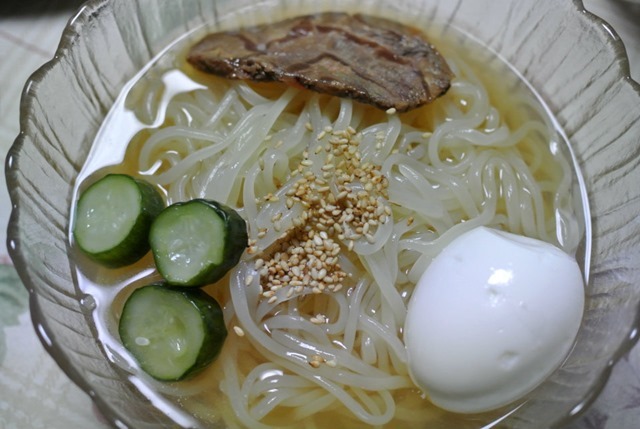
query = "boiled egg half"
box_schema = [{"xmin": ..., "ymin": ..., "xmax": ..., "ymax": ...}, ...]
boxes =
[{"xmin": 403, "ymin": 226, "xmax": 585, "ymax": 413}]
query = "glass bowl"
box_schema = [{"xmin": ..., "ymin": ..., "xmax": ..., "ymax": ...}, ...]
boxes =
[{"xmin": 6, "ymin": 0, "xmax": 640, "ymax": 427}]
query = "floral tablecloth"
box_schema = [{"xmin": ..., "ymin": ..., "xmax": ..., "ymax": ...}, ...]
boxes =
[{"xmin": 1, "ymin": 1, "xmax": 639, "ymax": 428}]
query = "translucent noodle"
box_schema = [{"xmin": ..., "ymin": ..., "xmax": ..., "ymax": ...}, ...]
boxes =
[{"xmin": 121, "ymin": 44, "xmax": 581, "ymax": 428}]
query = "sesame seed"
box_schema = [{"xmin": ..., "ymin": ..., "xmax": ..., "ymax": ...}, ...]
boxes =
[
  {"xmin": 252, "ymin": 125, "xmax": 390, "ymax": 303},
  {"xmin": 233, "ymin": 326, "xmax": 245, "ymax": 337},
  {"xmin": 318, "ymin": 268, "xmax": 327, "ymax": 280},
  {"xmin": 291, "ymin": 266, "xmax": 301, "ymax": 277},
  {"xmin": 245, "ymin": 275, "xmax": 254, "ymax": 286},
  {"xmin": 310, "ymin": 316, "xmax": 322, "ymax": 324}
]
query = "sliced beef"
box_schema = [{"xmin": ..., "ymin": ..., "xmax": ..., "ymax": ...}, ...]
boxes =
[{"xmin": 187, "ymin": 12, "xmax": 453, "ymax": 112}]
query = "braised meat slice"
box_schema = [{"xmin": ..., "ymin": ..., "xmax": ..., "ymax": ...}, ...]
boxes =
[{"xmin": 187, "ymin": 12, "xmax": 453, "ymax": 112}]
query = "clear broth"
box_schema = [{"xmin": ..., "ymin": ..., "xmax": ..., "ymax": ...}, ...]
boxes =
[{"xmin": 71, "ymin": 8, "xmax": 589, "ymax": 429}]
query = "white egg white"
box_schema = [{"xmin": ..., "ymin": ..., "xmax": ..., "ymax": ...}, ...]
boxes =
[{"xmin": 403, "ymin": 226, "xmax": 585, "ymax": 414}]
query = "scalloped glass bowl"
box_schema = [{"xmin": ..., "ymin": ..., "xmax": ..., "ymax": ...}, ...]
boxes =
[{"xmin": 6, "ymin": 0, "xmax": 640, "ymax": 427}]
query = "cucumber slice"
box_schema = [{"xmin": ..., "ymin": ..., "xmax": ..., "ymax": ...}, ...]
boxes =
[
  {"xmin": 149, "ymin": 199, "xmax": 248, "ymax": 287},
  {"xmin": 73, "ymin": 174, "xmax": 164, "ymax": 268},
  {"xmin": 119, "ymin": 283, "xmax": 227, "ymax": 381}
]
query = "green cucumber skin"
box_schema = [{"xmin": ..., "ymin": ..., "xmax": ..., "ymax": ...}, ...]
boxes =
[
  {"xmin": 74, "ymin": 175, "xmax": 164, "ymax": 268},
  {"xmin": 119, "ymin": 283, "xmax": 227, "ymax": 381},
  {"xmin": 203, "ymin": 199, "xmax": 249, "ymax": 282},
  {"xmin": 187, "ymin": 287, "xmax": 228, "ymax": 378},
  {"xmin": 150, "ymin": 199, "xmax": 248, "ymax": 287}
]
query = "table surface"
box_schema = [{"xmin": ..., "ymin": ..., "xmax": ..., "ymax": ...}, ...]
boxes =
[{"xmin": 1, "ymin": 1, "xmax": 639, "ymax": 428}]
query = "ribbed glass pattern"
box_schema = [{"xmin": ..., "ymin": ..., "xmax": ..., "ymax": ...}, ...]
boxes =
[{"xmin": 6, "ymin": 0, "xmax": 640, "ymax": 427}]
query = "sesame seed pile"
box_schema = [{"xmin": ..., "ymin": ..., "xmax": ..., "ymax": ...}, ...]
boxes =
[{"xmin": 252, "ymin": 125, "xmax": 391, "ymax": 302}]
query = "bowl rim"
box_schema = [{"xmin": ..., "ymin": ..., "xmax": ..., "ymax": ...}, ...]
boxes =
[
  {"xmin": 5, "ymin": 0, "xmax": 133, "ymax": 425},
  {"xmin": 5, "ymin": 0, "xmax": 640, "ymax": 427}
]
